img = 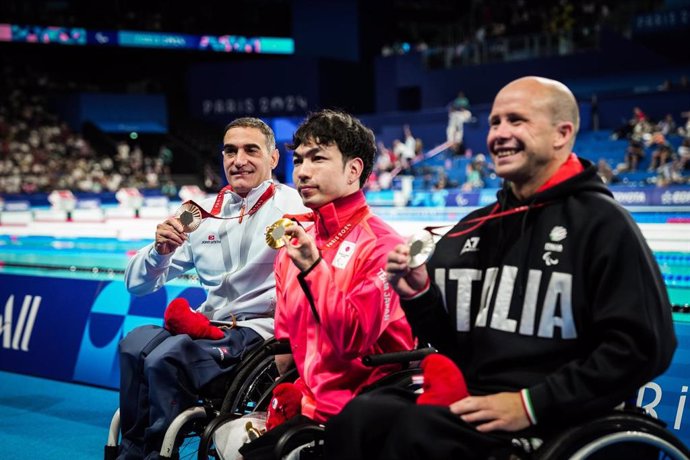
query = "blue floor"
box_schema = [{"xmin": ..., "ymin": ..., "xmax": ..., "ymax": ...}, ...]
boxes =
[{"xmin": 0, "ymin": 370, "xmax": 118, "ymax": 460}]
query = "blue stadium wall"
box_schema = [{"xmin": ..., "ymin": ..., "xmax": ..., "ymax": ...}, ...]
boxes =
[{"xmin": 0, "ymin": 271, "xmax": 688, "ymax": 447}]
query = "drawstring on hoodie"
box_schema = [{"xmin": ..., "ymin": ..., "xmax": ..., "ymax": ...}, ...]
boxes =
[{"xmin": 516, "ymin": 199, "xmax": 536, "ymax": 298}]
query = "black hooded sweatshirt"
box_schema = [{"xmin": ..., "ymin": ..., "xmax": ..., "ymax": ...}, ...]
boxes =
[{"xmin": 402, "ymin": 157, "xmax": 677, "ymax": 430}]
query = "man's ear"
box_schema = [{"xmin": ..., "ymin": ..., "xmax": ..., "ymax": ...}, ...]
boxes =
[
  {"xmin": 347, "ymin": 157, "xmax": 364, "ymax": 185},
  {"xmin": 270, "ymin": 148, "xmax": 280, "ymax": 169},
  {"xmin": 554, "ymin": 121, "xmax": 575, "ymax": 150}
]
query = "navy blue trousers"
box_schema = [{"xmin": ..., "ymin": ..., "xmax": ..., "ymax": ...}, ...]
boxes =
[{"xmin": 117, "ymin": 325, "xmax": 262, "ymax": 460}]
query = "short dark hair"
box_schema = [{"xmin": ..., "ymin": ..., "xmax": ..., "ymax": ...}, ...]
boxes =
[
  {"xmin": 287, "ymin": 109, "xmax": 376, "ymax": 188},
  {"xmin": 223, "ymin": 117, "xmax": 276, "ymax": 151}
]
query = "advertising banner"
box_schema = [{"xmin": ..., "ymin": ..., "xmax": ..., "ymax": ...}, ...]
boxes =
[
  {"xmin": 0, "ymin": 272, "xmax": 688, "ymax": 447},
  {"xmin": 0, "ymin": 274, "xmax": 204, "ymax": 389},
  {"xmin": 637, "ymin": 320, "xmax": 690, "ymax": 447},
  {"xmin": 612, "ymin": 187, "xmax": 690, "ymax": 206}
]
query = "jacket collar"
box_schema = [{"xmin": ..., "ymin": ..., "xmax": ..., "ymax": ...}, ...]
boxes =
[
  {"xmin": 313, "ymin": 190, "xmax": 368, "ymax": 239},
  {"xmin": 499, "ymin": 156, "xmax": 610, "ymax": 206},
  {"xmin": 225, "ymin": 179, "xmax": 274, "ymax": 206}
]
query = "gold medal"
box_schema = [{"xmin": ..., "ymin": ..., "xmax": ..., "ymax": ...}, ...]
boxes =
[
  {"xmin": 174, "ymin": 202, "xmax": 204, "ymax": 233},
  {"xmin": 407, "ymin": 230, "xmax": 435, "ymax": 269},
  {"xmin": 265, "ymin": 218, "xmax": 295, "ymax": 249}
]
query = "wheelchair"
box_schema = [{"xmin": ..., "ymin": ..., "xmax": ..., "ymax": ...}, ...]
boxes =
[
  {"xmin": 530, "ymin": 404, "xmax": 690, "ymax": 460},
  {"xmin": 105, "ymin": 337, "xmax": 291, "ymax": 460},
  {"xmin": 200, "ymin": 366, "xmax": 690, "ymax": 460},
  {"xmin": 196, "ymin": 346, "xmax": 438, "ymax": 460}
]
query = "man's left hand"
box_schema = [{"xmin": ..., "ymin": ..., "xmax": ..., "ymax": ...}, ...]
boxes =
[{"xmin": 449, "ymin": 392, "xmax": 530, "ymax": 432}]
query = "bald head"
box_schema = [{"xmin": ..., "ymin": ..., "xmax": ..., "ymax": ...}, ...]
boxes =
[
  {"xmin": 487, "ymin": 76, "xmax": 581, "ymax": 199},
  {"xmin": 498, "ymin": 76, "xmax": 579, "ymax": 146}
]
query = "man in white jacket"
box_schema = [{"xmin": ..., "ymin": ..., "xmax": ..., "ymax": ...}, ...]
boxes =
[{"xmin": 118, "ymin": 117, "xmax": 307, "ymax": 460}]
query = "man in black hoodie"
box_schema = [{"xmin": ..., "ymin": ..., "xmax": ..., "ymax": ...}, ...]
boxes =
[{"xmin": 324, "ymin": 76, "xmax": 677, "ymax": 459}]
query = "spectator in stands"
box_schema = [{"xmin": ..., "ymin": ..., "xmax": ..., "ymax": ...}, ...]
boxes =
[
  {"xmin": 656, "ymin": 114, "xmax": 676, "ymax": 137},
  {"xmin": 657, "ymin": 159, "xmax": 686, "ymax": 187},
  {"xmin": 117, "ymin": 117, "xmax": 308, "ymax": 460},
  {"xmin": 433, "ymin": 170, "xmax": 450, "ymax": 190},
  {"xmin": 612, "ymin": 106, "xmax": 650, "ymax": 140},
  {"xmin": 373, "ymin": 141, "xmax": 398, "ymax": 191},
  {"xmin": 366, "ymin": 169, "xmax": 381, "ymax": 192},
  {"xmin": 325, "ymin": 76, "xmax": 676, "ymax": 460},
  {"xmin": 158, "ymin": 144, "xmax": 174, "ymax": 175},
  {"xmin": 160, "ymin": 178, "xmax": 178, "ymax": 198},
  {"xmin": 597, "ymin": 158, "xmax": 618, "ymax": 184},
  {"xmin": 678, "ymin": 137, "xmax": 690, "ymax": 171},
  {"xmin": 679, "ymin": 111, "xmax": 690, "ymax": 137},
  {"xmin": 116, "ymin": 140, "xmax": 130, "ymax": 163},
  {"xmin": 647, "ymin": 132, "xmax": 674, "ymax": 172},
  {"xmin": 375, "ymin": 140, "xmax": 396, "ymax": 173},
  {"xmin": 414, "ymin": 136, "xmax": 425, "ymax": 162},
  {"xmin": 621, "ymin": 136, "xmax": 645, "ymax": 172},
  {"xmin": 446, "ymin": 92, "xmax": 473, "ymax": 155},
  {"xmin": 203, "ymin": 162, "xmax": 223, "ymax": 191},
  {"xmin": 461, "ymin": 153, "xmax": 489, "ymax": 191},
  {"xmin": 394, "ymin": 124, "xmax": 418, "ymax": 172}
]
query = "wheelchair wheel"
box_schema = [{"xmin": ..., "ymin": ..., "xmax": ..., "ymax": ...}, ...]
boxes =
[
  {"xmin": 533, "ymin": 412, "xmax": 690, "ymax": 460},
  {"xmin": 161, "ymin": 408, "xmax": 219, "ymax": 460},
  {"xmin": 195, "ymin": 337, "xmax": 296, "ymax": 459},
  {"xmin": 221, "ymin": 347, "xmax": 282, "ymax": 415}
]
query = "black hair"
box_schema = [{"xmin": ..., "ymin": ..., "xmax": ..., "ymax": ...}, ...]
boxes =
[{"xmin": 287, "ymin": 109, "xmax": 376, "ymax": 188}]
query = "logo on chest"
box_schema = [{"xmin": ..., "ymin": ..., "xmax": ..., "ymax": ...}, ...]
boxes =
[
  {"xmin": 542, "ymin": 226, "xmax": 567, "ymax": 266},
  {"xmin": 332, "ymin": 241, "xmax": 356, "ymax": 269},
  {"xmin": 460, "ymin": 237, "xmax": 480, "ymax": 255},
  {"xmin": 201, "ymin": 234, "xmax": 221, "ymax": 244}
]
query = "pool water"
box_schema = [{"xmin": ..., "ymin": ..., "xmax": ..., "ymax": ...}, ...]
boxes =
[{"xmin": 1, "ymin": 234, "xmax": 688, "ymax": 304}]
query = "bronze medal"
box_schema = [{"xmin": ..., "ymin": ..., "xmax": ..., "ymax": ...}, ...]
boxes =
[{"xmin": 174, "ymin": 202, "xmax": 203, "ymax": 233}]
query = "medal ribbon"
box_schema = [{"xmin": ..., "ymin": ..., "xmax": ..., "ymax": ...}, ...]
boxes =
[
  {"xmin": 187, "ymin": 183, "xmax": 276, "ymax": 221},
  {"xmin": 282, "ymin": 206, "xmax": 371, "ymax": 251},
  {"xmin": 424, "ymin": 202, "xmax": 550, "ymax": 238}
]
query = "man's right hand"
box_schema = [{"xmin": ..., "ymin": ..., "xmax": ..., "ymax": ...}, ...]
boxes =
[
  {"xmin": 154, "ymin": 218, "xmax": 187, "ymax": 255},
  {"xmin": 385, "ymin": 243, "xmax": 430, "ymax": 298}
]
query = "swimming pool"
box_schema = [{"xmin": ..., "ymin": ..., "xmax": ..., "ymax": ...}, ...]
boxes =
[{"xmin": 1, "ymin": 222, "xmax": 688, "ymax": 303}]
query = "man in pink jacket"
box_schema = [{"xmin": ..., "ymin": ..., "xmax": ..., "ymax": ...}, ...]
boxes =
[{"xmin": 273, "ymin": 109, "xmax": 415, "ymax": 423}]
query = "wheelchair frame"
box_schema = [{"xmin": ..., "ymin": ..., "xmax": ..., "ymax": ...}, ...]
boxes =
[
  {"xmin": 107, "ymin": 339, "xmax": 690, "ymax": 460},
  {"xmin": 195, "ymin": 346, "xmax": 437, "ymax": 460},
  {"xmin": 104, "ymin": 337, "xmax": 289, "ymax": 460},
  {"xmin": 532, "ymin": 407, "xmax": 690, "ymax": 460}
]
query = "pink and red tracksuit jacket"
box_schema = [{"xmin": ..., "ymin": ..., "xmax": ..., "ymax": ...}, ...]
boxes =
[{"xmin": 274, "ymin": 191, "xmax": 415, "ymax": 422}]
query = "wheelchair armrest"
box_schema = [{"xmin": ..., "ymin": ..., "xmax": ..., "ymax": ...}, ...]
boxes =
[{"xmin": 362, "ymin": 347, "xmax": 437, "ymax": 367}]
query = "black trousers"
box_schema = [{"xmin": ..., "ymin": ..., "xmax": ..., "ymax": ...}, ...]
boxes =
[{"xmin": 324, "ymin": 386, "xmax": 517, "ymax": 460}]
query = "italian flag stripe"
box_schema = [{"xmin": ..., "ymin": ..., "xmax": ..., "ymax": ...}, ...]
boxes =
[{"xmin": 520, "ymin": 389, "xmax": 538, "ymax": 425}]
